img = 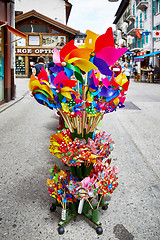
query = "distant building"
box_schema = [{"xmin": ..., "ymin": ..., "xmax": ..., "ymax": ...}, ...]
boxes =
[
  {"xmin": 15, "ymin": 10, "xmax": 79, "ymax": 78},
  {"xmin": 113, "ymin": 0, "xmax": 160, "ymax": 66},
  {"xmin": 0, "ymin": 0, "xmax": 25, "ymax": 104},
  {"xmin": 15, "ymin": 0, "xmax": 72, "ymax": 25},
  {"xmin": 74, "ymin": 32, "xmax": 87, "ymax": 47}
]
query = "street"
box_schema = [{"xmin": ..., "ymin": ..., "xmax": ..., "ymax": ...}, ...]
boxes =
[{"xmin": 0, "ymin": 78, "xmax": 160, "ymax": 240}]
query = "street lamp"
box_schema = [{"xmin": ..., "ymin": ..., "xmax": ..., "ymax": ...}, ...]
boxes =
[{"xmin": 108, "ymin": 0, "xmax": 119, "ymax": 2}]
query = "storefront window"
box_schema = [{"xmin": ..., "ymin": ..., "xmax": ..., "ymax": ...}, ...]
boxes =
[
  {"xmin": 19, "ymin": 24, "xmax": 49, "ymax": 33},
  {"xmin": 140, "ymin": 13, "xmax": 142, "ymax": 28},
  {"xmin": 133, "ymin": 3, "xmax": 135, "ymax": 15},
  {"xmin": 29, "ymin": 35, "xmax": 40, "ymax": 46},
  {"xmin": 42, "ymin": 35, "xmax": 66, "ymax": 47},
  {"xmin": 144, "ymin": 8, "xmax": 147, "ymax": 20},
  {"xmin": 15, "ymin": 36, "xmax": 26, "ymax": 46},
  {"xmin": 136, "ymin": 16, "xmax": 138, "ymax": 28},
  {"xmin": 15, "ymin": 56, "xmax": 25, "ymax": 75},
  {"xmin": 0, "ymin": 28, "xmax": 4, "ymax": 101},
  {"xmin": 51, "ymin": 29, "xmax": 59, "ymax": 34}
]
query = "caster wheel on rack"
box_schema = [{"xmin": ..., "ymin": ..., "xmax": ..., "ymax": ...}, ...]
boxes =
[
  {"xmin": 50, "ymin": 205, "xmax": 56, "ymax": 212},
  {"xmin": 102, "ymin": 205, "xmax": 108, "ymax": 210},
  {"xmin": 58, "ymin": 226, "xmax": 65, "ymax": 235},
  {"xmin": 96, "ymin": 226, "xmax": 103, "ymax": 235}
]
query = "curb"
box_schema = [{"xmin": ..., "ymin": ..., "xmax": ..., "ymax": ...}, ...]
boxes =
[{"xmin": 0, "ymin": 90, "xmax": 30, "ymax": 113}]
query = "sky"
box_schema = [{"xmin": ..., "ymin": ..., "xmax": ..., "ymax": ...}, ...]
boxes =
[
  {"xmin": 67, "ymin": 0, "xmax": 120, "ymax": 34},
  {"xmin": 15, "ymin": 0, "xmax": 121, "ymax": 35}
]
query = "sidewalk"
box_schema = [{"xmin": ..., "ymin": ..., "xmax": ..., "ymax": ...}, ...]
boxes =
[
  {"xmin": 0, "ymin": 77, "xmax": 160, "ymax": 239},
  {"xmin": 0, "ymin": 78, "xmax": 30, "ymax": 113}
]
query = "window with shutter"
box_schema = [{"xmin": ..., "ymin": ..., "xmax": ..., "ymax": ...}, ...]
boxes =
[
  {"xmin": 136, "ymin": 16, "xmax": 138, "ymax": 28},
  {"xmin": 144, "ymin": 8, "xmax": 147, "ymax": 20},
  {"xmin": 153, "ymin": 0, "xmax": 156, "ymax": 15},
  {"xmin": 140, "ymin": 13, "xmax": 142, "ymax": 28}
]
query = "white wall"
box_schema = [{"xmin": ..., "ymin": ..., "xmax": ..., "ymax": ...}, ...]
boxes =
[{"xmin": 15, "ymin": 0, "xmax": 66, "ymax": 24}]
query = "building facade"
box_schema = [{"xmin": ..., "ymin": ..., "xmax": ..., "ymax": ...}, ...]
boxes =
[
  {"xmin": 74, "ymin": 32, "xmax": 87, "ymax": 47},
  {"xmin": 15, "ymin": 0, "xmax": 72, "ymax": 25},
  {"xmin": 0, "ymin": 0, "xmax": 16, "ymax": 104},
  {"xmin": 113, "ymin": 0, "xmax": 160, "ymax": 66},
  {"xmin": 15, "ymin": 10, "xmax": 79, "ymax": 78}
]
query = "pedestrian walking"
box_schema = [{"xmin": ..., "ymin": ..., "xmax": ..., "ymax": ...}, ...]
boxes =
[
  {"xmin": 111, "ymin": 61, "xmax": 122, "ymax": 77},
  {"xmin": 122, "ymin": 63, "xmax": 131, "ymax": 81},
  {"xmin": 32, "ymin": 56, "xmax": 49, "ymax": 77}
]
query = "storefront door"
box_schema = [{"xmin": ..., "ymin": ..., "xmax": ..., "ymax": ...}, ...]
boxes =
[{"xmin": 29, "ymin": 56, "xmax": 37, "ymax": 77}]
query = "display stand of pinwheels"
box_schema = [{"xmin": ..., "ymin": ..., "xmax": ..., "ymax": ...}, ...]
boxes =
[{"xmin": 29, "ymin": 27, "xmax": 129, "ymax": 235}]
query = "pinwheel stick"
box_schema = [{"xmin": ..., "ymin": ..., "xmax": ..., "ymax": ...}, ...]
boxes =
[
  {"xmin": 71, "ymin": 117, "xmax": 76, "ymax": 129},
  {"xmin": 82, "ymin": 73, "xmax": 88, "ymax": 136},
  {"xmin": 89, "ymin": 112, "xmax": 104, "ymax": 133},
  {"xmin": 58, "ymin": 108, "xmax": 74, "ymax": 133},
  {"xmin": 88, "ymin": 113, "xmax": 100, "ymax": 133},
  {"xmin": 86, "ymin": 116, "xmax": 92, "ymax": 134},
  {"xmin": 97, "ymin": 195, "xmax": 102, "ymax": 209},
  {"xmin": 86, "ymin": 198, "xmax": 93, "ymax": 210},
  {"xmin": 60, "ymin": 200, "xmax": 64, "ymax": 209},
  {"xmin": 94, "ymin": 112, "xmax": 104, "ymax": 129}
]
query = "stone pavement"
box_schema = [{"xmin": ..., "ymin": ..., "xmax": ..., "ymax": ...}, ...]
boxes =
[
  {"xmin": 0, "ymin": 78, "xmax": 30, "ymax": 113},
  {"xmin": 0, "ymin": 78, "xmax": 160, "ymax": 240}
]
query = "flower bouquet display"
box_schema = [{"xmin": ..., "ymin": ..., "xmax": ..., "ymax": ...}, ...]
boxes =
[{"xmin": 29, "ymin": 27, "xmax": 129, "ymax": 235}]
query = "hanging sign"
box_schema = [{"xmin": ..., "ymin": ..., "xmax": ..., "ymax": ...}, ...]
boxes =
[
  {"xmin": 135, "ymin": 28, "xmax": 141, "ymax": 39},
  {"xmin": 137, "ymin": 51, "xmax": 147, "ymax": 56},
  {"xmin": 15, "ymin": 48, "xmax": 54, "ymax": 55},
  {"xmin": 142, "ymin": 31, "xmax": 151, "ymax": 36}
]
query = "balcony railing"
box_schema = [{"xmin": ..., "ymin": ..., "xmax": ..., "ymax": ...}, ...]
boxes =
[
  {"xmin": 131, "ymin": 41, "xmax": 142, "ymax": 50},
  {"xmin": 123, "ymin": 10, "xmax": 130, "ymax": 23},
  {"xmin": 127, "ymin": 22, "xmax": 135, "ymax": 36},
  {"xmin": 117, "ymin": 22, "xmax": 122, "ymax": 31},
  {"xmin": 126, "ymin": 12, "xmax": 135, "ymax": 22},
  {"xmin": 127, "ymin": 21, "xmax": 144, "ymax": 37},
  {"xmin": 136, "ymin": 0, "xmax": 148, "ymax": 11}
]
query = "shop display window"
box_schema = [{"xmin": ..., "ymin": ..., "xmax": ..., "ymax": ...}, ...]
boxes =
[
  {"xmin": 42, "ymin": 35, "xmax": 66, "ymax": 47},
  {"xmin": 29, "ymin": 35, "xmax": 40, "ymax": 46},
  {"xmin": 16, "ymin": 56, "xmax": 25, "ymax": 75}
]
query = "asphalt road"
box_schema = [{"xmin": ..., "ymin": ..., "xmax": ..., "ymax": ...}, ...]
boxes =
[{"xmin": 0, "ymin": 79, "xmax": 160, "ymax": 240}]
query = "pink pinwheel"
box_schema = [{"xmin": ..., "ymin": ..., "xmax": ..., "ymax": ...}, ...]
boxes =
[
  {"xmin": 112, "ymin": 163, "xmax": 118, "ymax": 178},
  {"xmin": 53, "ymin": 40, "xmax": 77, "ymax": 66},
  {"xmin": 85, "ymin": 27, "xmax": 127, "ymax": 73},
  {"xmin": 54, "ymin": 71, "xmax": 77, "ymax": 88},
  {"xmin": 81, "ymin": 176, "xmax": 95, "ymax": 188},
  {"xmin": 87, "ymin": 138, "xmax": 98, "ymax": 154},
  {"xmin": 53, "ymin": 40, "xmax": 98, "ymax": 72},
  {"xmin": 96, "ymin": 47, "xmax": 127, "ymax": 66}
]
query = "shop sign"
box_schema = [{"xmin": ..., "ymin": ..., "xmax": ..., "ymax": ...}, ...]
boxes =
[
  {"xmin": 137, "ymin": 51, "xmax": 147, "ymax": 56},
  {"xmin": 134, "ymin": 58, "xmax": 144, "ymax": 62},
  {"xmin": 15, "ymin": 48, "xmax": 54, "ymax": 54},
  {"xmin": 135, "ymin": 28, "xmax": 141, "ymax": 39},
  {"xmin": 153, "ymin": 30, "xmax": 160, "ymax": 38}
]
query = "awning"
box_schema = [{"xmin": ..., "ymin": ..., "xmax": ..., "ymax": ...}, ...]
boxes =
[
  {"xmin": 134, "ymin": 51, "xmax": 160, "ymax": 59},
  {"xmin": 0, "ymin": 20, "xmax": 26, "ymax": 39}
]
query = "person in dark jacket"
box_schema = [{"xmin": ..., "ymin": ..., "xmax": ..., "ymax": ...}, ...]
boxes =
[{"xmin": 32, "ymin": 57, "xmax": 49, "ymax": 76}]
